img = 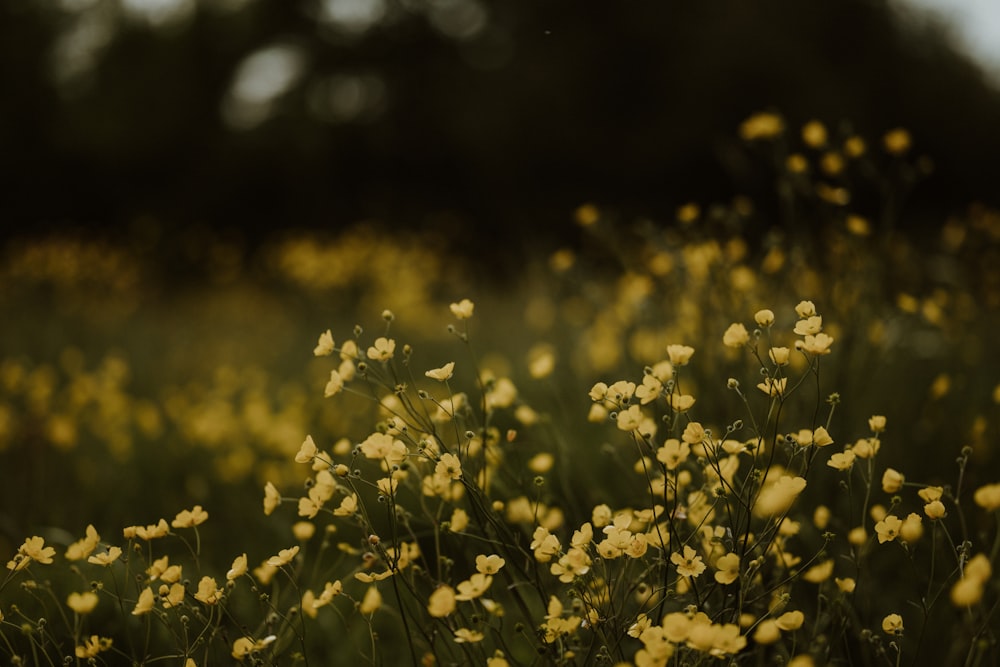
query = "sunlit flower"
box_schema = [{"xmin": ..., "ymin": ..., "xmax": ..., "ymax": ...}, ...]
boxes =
[
  {"xmin": 453, "ymin": 628, "xmax": 484, "ymax": 643},
  {"xmin": 670, "ymin": 394, "xmax": 696, "ymax": 411},
  {"xmin": 227, "ymin": 553, "xmax": 248, "ymax": 580},
  {"xmin": 263, "ymin": 482, "xmax": 281, "ymax": 516},
  {"xmin": 161, "ymin": 582, "xmax": 185, "ymax": 608},
  {"xmin": 366, "ymin": 337, "xmax": 395, "ymax": 361},
  {"xmin": 360, "ymin": 432, "xmax": 406, "ymax": 463},
  {"xmin": 428, "ymin": 585, "xmax": 456, "ymax": 617},
  {"xmin": 875, "ymin": 515, "xmax": 902, "ymax": 543},
  {"xmin": 333, "ymin": 493, "xmax": 358, "ymax": 516},
  {"xmin": 232, "ymin": 635, "xmax": 276, "ymax": 659},
  {"xmin": 776, "ymin": 610, "xmax": 805, "ymax": 631},
  {"xmin": 66, "ymin": 525, "xmax": 101, "ymax": 561},
  {"xmin": 476, "ymin": 554, "xmax": 506, "ymax": 575},
  {"xmin": 67, "ymin": 591, "xmax": 99, "ymax": 614},
  {"xmin": 530, "ymin": 526, "xmax": 561, "ymax": 562},
  {"xmin": 795, "ymin": 301, "xmax": 817, "ymax": 318},
  {"xmin": 295, "ymin": 435, "xmax": 318, "ymax": 463},
  {"xmin": 75, "ymin": 635, "xmax": 112, "ymax": 659},
  {"xmin": 900, "ymin": 513, "xmax": 924, "ymax": 543},
  {"xmin": 172, "ymin": 505, "xmax": 209, "ymax": 529},
  {"xmin": 881, "ymin": 468, "xmax": 904, "ymax": 493},
  {"xmin": 359, "ymin": 586, "xmax": 381, "ymax": 614},
  {"xmin": 756, "ymin": 377, "xmax": 787, "ymax": 397},
  {"xmin": 768, "ymin": 347, "xmax": 790, "ymax": 366},
  {"xmin": 883, "ymin": 128, "xmax": 911, "ymax": 155},
  {"xmin": 88, "ymin": 546, "xmax": 122, "ymax": 566},
  {"xmin": 881, "ymin": 613, "xmax": 904, "ymax": 635},
  {"xmin": 802, "ymin": 559, "xmax": 834, "ymax": 583},
  {"xmin": 793, "ymin": 316, "xmax": 822, "ymax": 336},
  {"xmin": 666, "ymin": 344, "xmax": 695, "ymax": 366},
  {"xmin": 923, "ymin": 500, "xmax": 946, "ymax": 520},
  {"xmin": 714, "ymin": 552, "xmax": 739, "ymax": 584},
  {"xmin": 267, "ymin": 546, "xmax": 300, "ymax": 568},
  {"xmin": 868, "ymin": 415, "xmax": 887, "ymax": 433},
  {"xmin": 195, "ymin": 576, "xmax": 223, "ymax": 605},
  {"xmin": 723, "ymin": 323, "xmax": 749, "ymax": 348},
  {"xmin": 754, "ymin": 619, "xmax": 781, "ymax": 644},
  {"xmin": 314, "ymin": 330, "xmax": 335, "ymax": 356},
  {"xmin": 800, "ymin": 333, "xmax": 834, "ymax": 355},
  {"xmin": 753, "ymin": 475, "xmax": 806, "ymax": 516},
  {"xmin": 657, "ymin": 439, "xmax": 690, "ymax": 471},
  {"xmin": 755, "ymin": 309, "xmax": 775, "ymax": 327},
  {"xmin": 450, "ymin": 299, "xmax": 475, "ymax": 319},
  {"xmin": 7, "ymin": 536, "xmax": 56, "ymax": 570},
  {"xmin": 435, "ymin": 452, "xmax": 462, "ymax": 480},
  {"xmin": 313, "ymin": 580, "xmax": 343, "ymax": 609},
  {"xmin": 425, "ymin": 362, "xmax": 455, "ymax": 381},
  {"xmin": 973, "ymin": 483, "xmax": 1000, "ymax": 511},
  {"xmin": 835, "ymin": 577, "xmax": 856, "ymax": 593},
  {"xmin": 324, "ymin": 369, "xmax": 344, "ymax": 397},
  {"xmin": 616, "ymin": 405, "xmax": 643, "ymax": 432},
  {"xmin": 456, "ymin": 573, "xmax": 493, "ymax": 601},
  {"xmin": 739, "ymin": 112, "xmax": 784, "ymax": 140},
  {"xmin": 670, "ymin": 545, "xmax": 706, "ymax": 578},
  {"xmin": 918, "ymin": 486, "xmax": 943, "ymax": 503}
]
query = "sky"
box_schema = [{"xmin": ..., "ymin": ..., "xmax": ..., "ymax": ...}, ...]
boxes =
[{"xmin": 901, "ymin": 0, "xmax": 1000, "ymax": 80}]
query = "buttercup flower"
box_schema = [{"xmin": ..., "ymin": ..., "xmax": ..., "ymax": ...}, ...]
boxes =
[
  {"xmin": 755, "ymin": 309, "xmax": 775, "ymax": 327},
  {"xmin": 454, "ymin": 628, "xmax": 484, "ymax": 643},
  {"xmin": 263, "ymin": 482, "xmax": 281, "ymax": 515},
  {"xmin": 228, "ymin": 553, "xmax": 248, "ymax": 580},
  {"xmin": 313, "ymin": 330, "xmax": 334, "ymax": 356},
  {"xmin": 881, "ymin": 468, "xmax": 904, "ymax": 493},
  {"xmin": 7, "ymin": 536, "xmax": 56, "ymax": 570},
  {"xmin": 366, "ymin": 337, "xmax": 396, "ymax": 361},
  {"xmin": 756, "ymin": 377, "xmax": 787, "ymax": 397},
  {"xmin": 67, "ymin": 591, "xmax": 99, "ymax": 614},
  {"xmin": 881, "ymin": 613, "xmax": 904, "ymax": 635},
  {"xmin": 66, "ymin": 525, "xmax": 100, "ymax": 561},
  {"xmin": 714, "ymin": 552, "xmax": 740, "ymax": 584},
  {"xmin": 793, "ymin": 316, "xmax": 823, "ymax": 336},
  {"xmin": 875, "ymin": 515, "xmax": 902, "ymax": 543},
  {"xmin": 428, "ymin": 585, "xmax": 456, "ymax": 617},
  {"xmin": 795, "ymin": 301, "xmax": 817, "ymax": 318},
  {"xmin": 476, "ymin": 554, "xmax": 506, "ymax": 574},
  {"xmin": 359, "ymin": 586, "xmax": 382, "ymax": 614},
  {"xmin": 88, "ymin": 546, "xmax": 122, "ymax": 566},
  {"xmin": 425, "ymin": 362, "xmax": 455, "ymax": 381},
  {"xmin": 195, "ymin": 576, "xmax": 223, "ymax": 605},
  {"xmin": 671, "ymin": 545, "xmax": 706, "ymax": 578},
  {"xmin": 172, "ymin": 505, "xmax": 209, "ymax": 529},
  {"xmin": 267, "ymin": 546, "xmax": 300, "ymax": 568},
  {"xmin": 666, "ymin": 344, "xmax": 695, "ymax": 366},
  {"xmin": 723, "ymin": 323, "xmax": 750, "ymax": 348},
  {"xmin": 449, "ymin": 299, "xmax": 475, "ymax": 319},
  {"xmin": 973, "ymin": 483, "xmax": 1000, "ymax": 511},
  {"xmin": 324, "ymin": 370, "xmax": 344, "ymax": 397},
  {"xmin": 869, "ymin": 415, "xmax": 887, "ymax": 433},
  {"xmin": 923, "ymin": 500, "xmax": 946, "ymax": 519},
  {"xmin": 75, "ymin": 636, "xmax": 112, "ymax": 659},
  {"xmin": 295, "ymin": 435, "xmax": 318, "ymax": 463},
  {"xmin": 616, "ymin": 405, "xmax": 643, "ymax": 431}
]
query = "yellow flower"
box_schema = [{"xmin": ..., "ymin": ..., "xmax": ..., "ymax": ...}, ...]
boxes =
[
  {"xmin": 195, "ymin": 576, "xmax": 223, "ymax": 605},
  {"xmin": 875, "ymin": 515, "xmax": 902, "ymax": 543},
  {"xmin": 75, "ymin": 635, "xmax": 112, "ymax": 659},
  {"xmin": 366, "ymin": 337, "xmax": 396, "ymax": 361},
  {"xmin": 795, "ymin": 300, "xmax": 817, "ymax": 318},
  {"xmin": 882, "ymin": 128, "xmax": 911, "ymax": 155},
  {"xmin": 670, "ymin": 545, "xmax": 706, "ymax": 578},
  {"xmin": 753, "ymin": 475, "xmax": 806, "ymax": 517},
  {"xmin": 900, "ymin": 513, "xmax": 924, "ymax": 543},
  {"xmin": 67, "ymin": 591, "xmax": 99, "ymax": 614},
  {"xmin": 756, "ymin": 377, "xmax": 787, "ymax": 397},
  {"xmin": 656, "ymin": 439, "xmax": 690, "ymax": 471},
  {"xmin": 918, "ymin": 486, "xmax": 943, "ymax": 503},
  {"xmin": 172, "ymin": 505, "xmax": 209, "ymax": 529},
  {"xmin": 313, "ymin": 329, "xmax": 335, "ymax": 356},
  {"xmin": 359, "ymin": 586, "xmax": 382, "ymax": 614},
  {"xmin": 263, "ymin": 481, "xmax": 281, "ymax": 516},
  {"xmin": 793, "ymin": 315, "xmax": 823, "ymax": 336},
  {"xmin": 360, "ymin": 432, "xmax": 406, "ymax": 463},
  {"xmin": 714, "ymin": 552, "xmax": 739, "ymax": 585},
  {"xmin": 333, "ymin": 493, "xmax": 358, "ymax": 516},
  {"xmin": 666, "ymin": 344, "xmax": 695, "ymax": 366},
  {"xmin": 66, "ymin": 525, "xmax": 101, "ymax": 561},
  {"xmin": 132, "ymin": 587, "xmax": 155, "ymax": 615},
  {"xmin": 923, "ymin": 500, "xmax": 946, "ymax": 520},
  {"xmin": 881, "ymin": 468, "xmax": 904, "ymax": 493},
  {"xmin": 739, "ymin": 112, "xmax": 784, "ymax": 141},
  {"xmin": 161, "ymin": 582, "xmax": 185, "ymax": 608},
  {"xmin": 313, "ymin": 580, "xmax": 343, "ymax": 609},
  {"xmin": 227, "ymin": 553, "xmax": 248, "ymax": 580},
  {"xmin": 799, "ymin": 333, "xmax": 834, "ymax": 355},
  {"xmin": 802, "ymin": 559, "xmax": 834, "ymax": 583},
  {"xmin": 7, "ymin": 536, "xmax": 56, "ymax": 570},
  {"xmin": 881, "ymin": 613, "xmax": 904, "ymax": 635},
  {"xmin": 476, "ymin": 554, "xmax": 506, "ymax": 575},
  {"xmin": 951, "ymin": 576, "xmax": 986, "ymax": 607},
  {"xmin": 449, "ymin": 298, "xmax": 475, "ymax": 319},
  {"xmin": 232, "ymin": 635, "xmax": 276, "ymax": 660},
  {"xmin": 456, "ymin": 573, "xmax": 493, "ymax": 601},
  {"xmin": 425, "ymin": 361, "xmax": 455, "ymax": 381},
  {"xmin": 844, "ymin": 135, "xmax": 866, "ymax": 157},
  {"xmin": 670, "ymin": 394, "xmax": 696, "ymax": 411},
  {"xmin": 267, "ymin": 546, "xmax": 300, "ymax": 568},
  {"xmin": 435, "ymin": 452, "xmax": 462, "ymax": 480},
  {"xmin": 616, "ymin": 405, "xmax": 643, "ymax": 431},
  {"xmin": 295, "ymin": 435, "xmax": 318, "ymax": 463},
  {"xmin": 723, "ymin": 323, "xmax": 750, "ymax": 348},
  {"xmin": 775, "ymin": 610, "xmax": 805, "ymax": 631},
  {"xmin": 88, "ymin": 546, "xmax": 122, "ymax": 566},
  {"xmin": 134, "ymin": 519, "xmax": 170, "ymax": 540},
  {"xmin": 802, "ymin": 120, "xmax": 828, "ymax": 148},
  {"xmin": 428, "ymin": 585, "xmax": 456, "ymax": 617},
  {"xmin": 754, "ymin": 309, "xmax": 775, "ymax": 327},
  {"xmin": 453, "ymin": 628, "xmax": 485, "ymax": 643},
  {"xmin": 973, "ymin": 483, "xmax": 1000, "ymax": 511},
  {"xmin": 835, "ymin": 577, "xmax": 856, "ymax": 593},
  {"xmin": 868, "ymin": 415, "xmax": 887, "ymax": 433},
  {"xmin": 769, "ymin": 347, "xmax": 790, "ymax": 366},
  {"xmin": 324, "ymin": 369, "xmax": 344, "ymax": 397}
]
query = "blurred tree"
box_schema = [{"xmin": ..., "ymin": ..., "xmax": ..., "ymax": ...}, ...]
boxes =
[{"xmin": 1, "ymin": 0, "xmax": 998, "ymax": 261}]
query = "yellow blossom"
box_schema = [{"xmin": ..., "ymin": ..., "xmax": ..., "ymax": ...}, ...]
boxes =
[
  {"xmin": 161, "ymin": 582, "xmax": 185, "ymax": 607},
  {"xmin": 616, "ymin": 405, "xmax": 643, "ymax": 431},
  {"xmin": 973, "ymin": 483, "xmax": 1000, "ymax": 511},
  {"xmin": 883, "ymin": 128, "xmax": 911, "ymax": 155},
  {"xmin": 313, "ymin": 330, "xmax": 334, "ymax": 356},
  {"xmin": 802, "ymin": 120, "xmax": 827, "ymax": 147},
  {"xmin": 7, "ymin": 536, "xmax": 56, "ymax": 570},
  {"xmin": 666, "ymin": 344, "xmax": 695, "ymax": 366},
  {"xmin": 67, "ymin": 591, "xmax": 99, "ymax": 614},
  {"xmin": 66, "ymin": 525, "xmax": 101, "ymax": 561},
  {"xmin": 739, "ymin": 112, "xmax": 784, "ymax": 140},
  {"xmin": 670, "ymin": 394, "xmax": 696, "ymax": 411},
  {"xmin": 428, "ymin": 585, "xmax": 456, "ymax": 617},
  {"xmin": 172, "ymin": 505, "xmax": 209, "ymax": 529},
  {"xmin": 228, "ymin": 554, "xmax": 248, "ymax": 580},
  {"xmin": 456, "ymin": 573, "xmax": 493, "ymax": 601},
  {"xmin": 918, "ymin": 486, "xmax": 944, "ymax": 503},
  {"xmin": 723, "ymin": 323, "xmax": 749, "ymax": 348},
  {"xmin": 359, "ymin": 586, "xmax": 382, "ymax": 614},
  {"xmin": 835, "ymin": 577, "xmax": 856, "ymax": 593},
  {"xmin": 366, "ymin": 337, "xmax": 395, "ymax": 361},
  {"xmin": 75, "ymin": 635, "xmax": 112, "ymax": 659},
  {"xmin": 881, "ymin": 468, "xmax": 904, "ymax": 493},
  {"xmin": 900, "ymin": 513, "xmax": 924, "ymax": 543},
  {"xmin": 775, "ymin": 610, "xmax": 804, "ymax": 631},
  {"xmin": 769, "ymin": 347, "xmax": 790, "ymax": 365},
  {"xmin": 756, "ymin": 377, "xmax": 787, "ymax": 397},
  {"xmin": 802, "ymin": 559, "xmax": 834, "ymax": 583},
  {"xmin": 313, "ymin": 580, "xmax": 343, "ymax": 609},
  {"xmin": 670, "ymin": 545, "xmax": 706, "ymax": 578},
  {"xmin": 449, "ymin": 299, "xmax": 475, "ymax": 319},
  {"xmin": 267, "ymin": 546, "xmax": 300, "ymax": 568},
  {"xmin": 295, "ymin": 435, "xmax": 318, "ymax": 463},
  {"xmin": 755, "ymin": 309, "xmax": 775, "ymax": 327},
  {"xmin": 425, "ymin": 361, "xmax": 455, "ymax": 381},
  {"xmin": 454, "ymin": 628, "xmax": 484, "ymax": 643},
  {"xmin": 263, "ymin": 482, "xmax": 281, "ymax": 516},
  {"xmin": 195, "ymin": 576, "xmax": 223, "ymax": 605},
  {"xmin": 88, "ymin": 546, "xmax": 122, "ymax": 566},
  {"xmin": 875, "ymin": 515, "xmax": 902, "ymax": 543},
  {"xmin": 924, "ymin": 500, "xmax": 946, "ymax": 519},
  {"xmin": 324, "ymin": 369, "xmax": 344, "ymax": 397},
  {"xmin": 881, "ymin": 613, "xmax": 904, "ymax": 634},
  {"xmin": 476, "ymin": 554, "xmax": 506, "ymax": 574},
  {"xmin": 799, "ymin": 333, "xmax": 834, "ymax": 355},
  {"xmin": 714, "ymin": 552, "xmax": 739, "ymax": 584},
  {"xmin": 232, "ymin": 635, "xmax": 276, "ymax": 660},
  {"xmin": 754, "ymin": 620, "xmax": 781, "ymax": 644},
  {"xmin": 868, "ymin": 415, "xmax": 887, "ymax": 433}
]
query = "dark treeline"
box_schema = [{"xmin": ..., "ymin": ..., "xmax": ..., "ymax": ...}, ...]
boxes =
[{"xmin": 2, "ymin": 0, "xmax": 999, "ymax": 262}]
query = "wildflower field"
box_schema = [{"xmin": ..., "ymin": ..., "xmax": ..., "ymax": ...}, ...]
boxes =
[{"xmin": 2, "ymin": 116, "xmax": 1000, "ymax": 666}]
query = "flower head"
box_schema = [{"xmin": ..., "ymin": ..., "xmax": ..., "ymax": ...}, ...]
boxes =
[
  {"xmin": 670, "ymin": 545, "xmax": 706, "ymax": 578},
  {"xmin": 450, "ymin": 299, "xmax": 475, "ymax": 319},
  {"xmin": 313, "ymin": 330, "xmax": 335, "ymax": 356},
  {"xmin": 425, "ymin": 362, "xmax": 455, "ymax": 381}
]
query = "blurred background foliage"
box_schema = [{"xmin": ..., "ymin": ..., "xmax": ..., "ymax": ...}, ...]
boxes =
[{"xmin": 2, "ymin": 0, "xmax": 1000, "ymax": 571}]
